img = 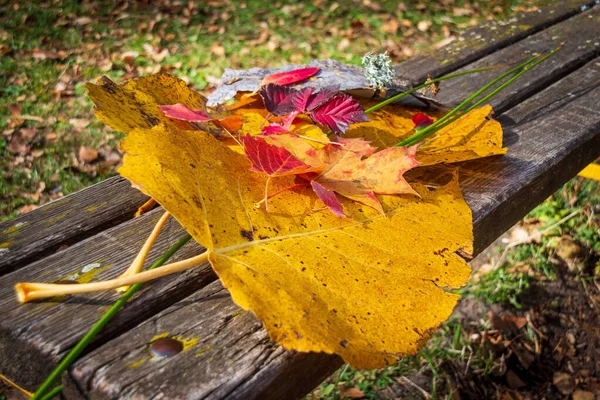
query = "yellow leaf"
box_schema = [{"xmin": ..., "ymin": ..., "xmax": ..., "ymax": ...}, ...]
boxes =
[
  {"xmin": 119, "ymin": 123, "xmax": 473, "ymax": 368},
  {"xmin": 347, "ymin": 103, "xmax": 505, "ymax": 165},
  {"xmin": 86, "ymin": 74, "xmax": 207, "ymax": 134},
  {"xmin": 240, "ymin": 112, "xmax": 267, "ymax": 136}
]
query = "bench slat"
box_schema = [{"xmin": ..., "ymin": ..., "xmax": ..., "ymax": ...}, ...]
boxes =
[
  {"xmin": 0, "ymin": 177, "xmax": 148, "ymax": 276},
  {"xmin": 433, "ymin": 5, "xmax": 600, "ymax": 113},
  {"xmin": 0, "ymin": 208, "xmax": 215, "ymax": 391},
  {"xmin": 394, "ymin": 0, "xmax": 596, "ymax": 84},
  {"xmin": 64, "ymin": 55, "xmax": 600, "ymax": 399}
]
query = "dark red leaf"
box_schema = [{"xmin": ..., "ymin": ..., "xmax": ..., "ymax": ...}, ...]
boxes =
[
  {"xmin": 240, "ymin": 135, "xmax": 314, "ymax": 177},
  {"xmin": 309, "ymin": 93, "xmax": 368, "ymax": 134},
  {"xmin": 305, "ymin": 85, "xmax": 340, "ymax": 111},
  {"xmin": 412, "ymin": 113, "xmax": 434, "ymax": 129},
  {"xmin": 259, "ymin": 84, "xmax": 312, "ymax": 116},
  {"xmin": 158, "ymin": 103, "xmax": 211, "ymax": 122},
  {"xmin": 260, "ymin": 67, "xmax": 320, "ymax": 86},
  {"xmin": 310, "ymin": 181, "xmax": 348, "ymax": 218}
]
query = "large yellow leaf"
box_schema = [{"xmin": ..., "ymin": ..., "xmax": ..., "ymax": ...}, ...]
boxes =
[
  {"xmin": 347, "ymin": 103, "xmax": 506, "ymax": 165},
  {"xmin": 86, "ymin": 74, "xmax": 207, "ymax": 134},
  {"xmin": 119, "ymin": 123, "xmax": 473, "ymax": 368}
]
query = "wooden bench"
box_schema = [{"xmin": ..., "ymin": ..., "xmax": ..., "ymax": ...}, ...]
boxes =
[{"xmin": 1, "ymin": 1, "xmax": 599, "ymax": 398}]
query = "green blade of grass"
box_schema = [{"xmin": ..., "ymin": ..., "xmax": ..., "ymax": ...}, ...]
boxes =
[
  {"xmin": 395, "ymin": 48, "xmax": 560, "ymax": 147},
  {"xmin": 399, "ymin": 44, "xmax": 563, "ymax": 147},
  {"xmin": 31, "ymin": 234, "xmax": 193, "ymax": 400},
  {"xmin": 364, "ymin": 64, "xmax": 510, "ymax": 115},
  {"xmin": 38, "ymin": 385, "xmax": 62, "ymax": 400}
]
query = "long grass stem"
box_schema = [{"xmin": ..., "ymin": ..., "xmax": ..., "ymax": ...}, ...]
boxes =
[
  {"xmin": 395, "ymin": 48, "xmax": 560, "ymax": 147},
  {"xmin": 364, "ymin": 64, "xmax": 510, "ymax": 115}
]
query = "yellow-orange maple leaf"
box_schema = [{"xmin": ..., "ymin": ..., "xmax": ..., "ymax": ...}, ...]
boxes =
[{"xmin": 347, "ymin": 102, "xmax": 506, "ymax": 165}]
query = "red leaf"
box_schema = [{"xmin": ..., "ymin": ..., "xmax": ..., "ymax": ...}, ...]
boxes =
[
  {"xmin": 412, "ymin": 113, "xmax": 433, "ymax": 129},
  {"xmin": 262, "ymin": 112, "xmax": 298, "ymax": 135},
  {"xmin": 309, "ymin": 93, "xmax": 368, "ymax": 134},
  {"xmin": 305, "ymin": 85, "xmax": 339, "ymax": 111},
  {"xmin": 259, "ymin": 84, "xmax": 313, "ymax": 116},
  {"xmin": 260, "ymin": 67, "xmax": 320, "ymax": 86},
  {"xmin": 158, "ymin": 103, "xmax": 211, "ymax": 122},
  {"xmin": 310, "ymin": 180, "xmax": 348, "ymax": 218},
  {"xmin": 240, "ymin": 135, "xmax": 315, "ymax": 177}
]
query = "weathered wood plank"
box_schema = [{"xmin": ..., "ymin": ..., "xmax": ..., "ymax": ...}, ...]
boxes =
[
  {"xmin": 63, "ymin": 280, "xmax": 341, "ymax": 400},
  {"xmin": 394, "ymin": 0, "xmax": 597, "ymax": 84},
  {"xmin": 433, "ymin": 5, "xmax": 600, "ymax": 112},
  {"xmin": 0, "ymin": 208, "xmax": 216, "ymax": 391},
  {"xmin": 65, "ymin": 57, "xmax": 600, "ymax": 399},
  {"xmin": 0, "ymin": 177, "xmax": 148, "ymax": 276}
]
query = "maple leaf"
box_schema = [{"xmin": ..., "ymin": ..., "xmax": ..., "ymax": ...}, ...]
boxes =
[
  {"xmin": 345, "ymin": 102, "xmax": 505, "ymax": 165},
  {"xmin": 118, "ymin": 123, "xmax": 474, "ymax": 369},
  {"xmin": 315, "ymin": 144, "xmax": 420, "ymax": 214},
  {"xmin": 260, "ymin": 66, "xmax": 320, "ymax": 86},
  {"xmin": 309, "ymin": 93, "xmax": 369, "ymax": 134},
  {"xmin": 158, "ymin": 103, "xmax": 211, "ymax": 122},
  {"xmin": 86, "ymin": 74, "xmax": 209, "ymax": 134},
  {"xmin": 240, "ymin": 134, "xmax": 316, "ymax": 177}
]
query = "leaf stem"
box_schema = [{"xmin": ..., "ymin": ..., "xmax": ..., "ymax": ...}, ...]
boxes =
[
  {"xmin": 399, "ymin": 44, "xmax": 562, "ymax": 147},
  {"xmin": 364, "ymin": 64, "xmax": 510, "ymax": 115},
  {"xmin": 17, "ymin": 250, "xmax": 208, "ymax": 303},
  {"xmin": 29, "ymin": 234, "xmax": 193, "ymax": 400},
  {"xmin": 116, "ymin": 211, "xmax": 171, "ymax": 293}
]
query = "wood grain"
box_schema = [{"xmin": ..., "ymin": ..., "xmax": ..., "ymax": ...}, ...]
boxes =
[
  {"xmin": 65, "ymin": 57, "xmax": 600, "ymax": 399},
  {"xmin": 0, "ymin": 177, "xmax": 147, "ymax": 276},
  {"xmin": 0, "ymin": 208, "xmax": 216, "ymax": 391},
  {"xmin": 63, "ymin": 280, "xmax": 342, "ymax": 400},
  {"xmin": 433, "ymin": 5, "xmax": 600, "ymax": 112},
  {"xmin": 394, "ymin": 0, "xmax": 597, "ymax": 84}
]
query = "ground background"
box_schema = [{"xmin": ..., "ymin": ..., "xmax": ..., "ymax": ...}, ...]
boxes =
[{"xmin": 1, "ymin": 0, "xmax": 598, "ymax": 399}]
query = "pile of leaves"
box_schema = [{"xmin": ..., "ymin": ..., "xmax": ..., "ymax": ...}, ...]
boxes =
[{"xmin": 86, "ymin": 64, "xmax": 506, "ymax": 367}]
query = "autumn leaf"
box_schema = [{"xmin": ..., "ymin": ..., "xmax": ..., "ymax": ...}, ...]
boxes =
[
  {"xmin": 412, "ymin": 113, "xmax": 434, "ymax": 129},
  {"xmin": 310, "ymin": 93, "xmax": 369, "ymax": 134},
  {"xmin": 118, "ymin": 123, "xmax": 473, "ymax": 369},
  {"xmin": 315, "ymin": 144, "xmax": 420, "ymax": 214},
  {"xmin": 310, "ymin": 180, "xmax": 348, "ymax": 218},
  {"xmin": 262, "ymin": 112, "xmax": 298, "ymax": 135},
  {"xmin": 158, "ymin": 103, "xmax": 211, "ymax": 122},
  {"xmin": 240, "ymin": 134, "xmax": 317, "ymax": 177},
  {"xmin": 86, "ymin": 74, "xmax": 208, "ymax": 134},
  {"xmin": 259, "ymin": 84, "xmax": 313, "ymax": 116},
  {"xmin": 305, "ymin": 84, "xmax": 340, "ymax": 111},
  {"xmin": 260, "ymin": 66, "xmax": 320, "ymax": 86},
  {"xmin": 259, "ymin": 83, "xmax": 368, "ymax": 134},
  {"xmin": 346, "ymin": 102, "xmax": 505, "ymax": 165}
]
